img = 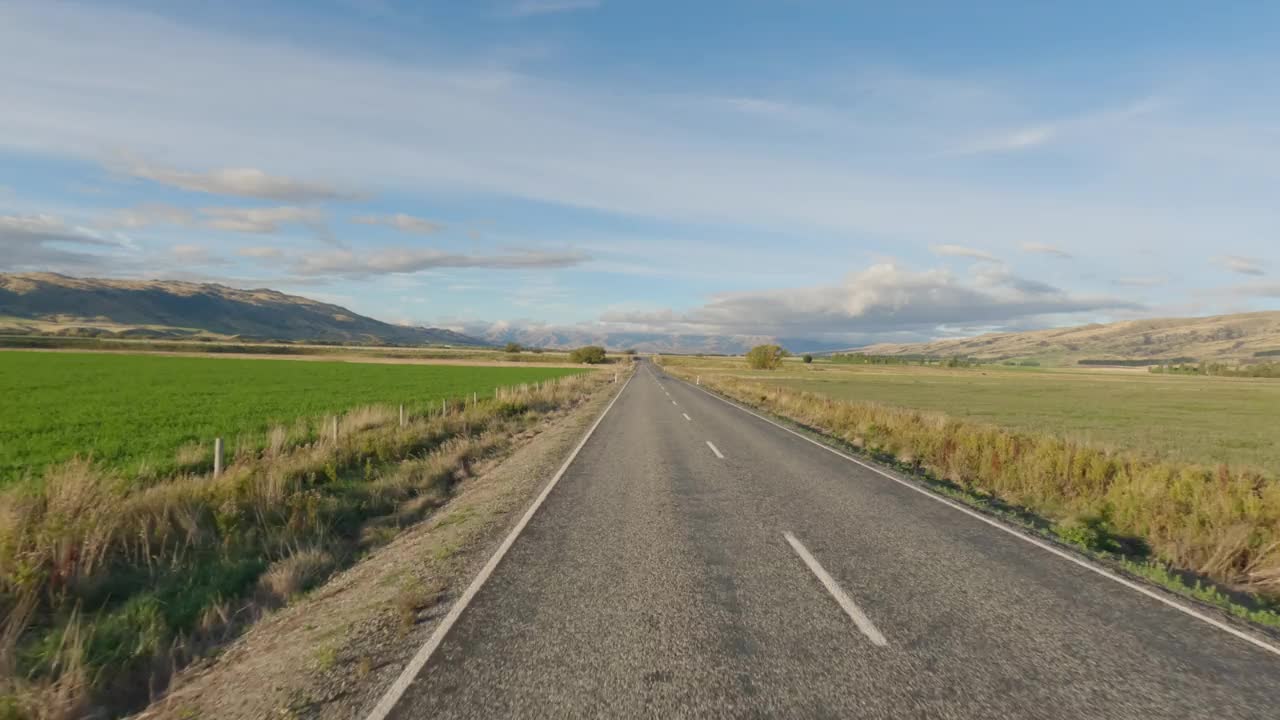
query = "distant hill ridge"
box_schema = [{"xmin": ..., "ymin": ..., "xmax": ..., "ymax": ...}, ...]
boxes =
[
  {"xmin": 0, "ymin": 272, "xmax": 483, "ymax": 346},
  {"xmin": 855, "ymin": 312, "xmax": 1280, "ymax": 366}
]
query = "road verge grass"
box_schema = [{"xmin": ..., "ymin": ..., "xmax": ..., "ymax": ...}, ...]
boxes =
[
  {"xmin": 662, "ymin": 365, "xmax": 1280, "ymax": 632},
  {"xmin": 0, "ymin": 372, "xmax": 609, "ymax": 718}
]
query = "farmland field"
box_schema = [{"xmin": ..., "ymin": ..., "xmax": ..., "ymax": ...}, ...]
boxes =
[
  {"xmin": 662, "ymin": 357, "xmax": 1280, "ymax": 472},
  {"xmin": 0, "ymin": 350, "xmax": 586, "ymax": 483}
]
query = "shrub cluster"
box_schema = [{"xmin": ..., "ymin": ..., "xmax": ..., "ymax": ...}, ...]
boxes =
[
  {"xmin": 569, "ymin": 345, "xmax": 607, "ymax": 364},
  {"xmin": 745, "ymin": 344, "xmax": 785, "ymax": 369}
]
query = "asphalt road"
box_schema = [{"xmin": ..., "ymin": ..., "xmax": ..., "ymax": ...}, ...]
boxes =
[{"xmin": 380, "ymin": 360, "xmax": 1280, "ymax": 719}]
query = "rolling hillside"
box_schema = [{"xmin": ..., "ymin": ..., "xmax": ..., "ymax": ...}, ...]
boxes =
[
  {"xmin": 0, "ymin": 272, "xmax": 483, "ymax": 346},
  {"xmin": 856, "ymin": 312, "xmax": 1280, "ymax": 366}
]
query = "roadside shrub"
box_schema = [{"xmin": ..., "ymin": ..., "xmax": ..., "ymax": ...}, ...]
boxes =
[
  {"xmin": 503, "ymin": 342, "xmax": 523, "ymax": 354},
  {"xmin": 569, "ymin": 345, "xmax": 607, "ymax": 364},
  {"xmin": 802, "ymin": 353, "xmax": 814, "ymax": 364},
  {"xmin": 746, "ymin": 344, "xmax": 785, "ymax": 370}
]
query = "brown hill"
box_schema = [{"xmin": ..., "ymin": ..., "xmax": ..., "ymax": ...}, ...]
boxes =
[
  {"xmin": 0, "ymin": 272, "xmax": 483, "ymax": 346},
  {"xmin": 856, "ymin": 312, "xmax": 1280, "ymax": 366}
]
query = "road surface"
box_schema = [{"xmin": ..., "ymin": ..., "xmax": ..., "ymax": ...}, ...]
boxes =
[{"xmin": 377, "ymin": 360, "xmax": 1280, "ymax": 719}]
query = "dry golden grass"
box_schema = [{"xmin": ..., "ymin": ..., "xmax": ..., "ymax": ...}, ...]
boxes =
[{"xmin": 258, "ymin": 548, "xmax": 335, "ymax": 604}]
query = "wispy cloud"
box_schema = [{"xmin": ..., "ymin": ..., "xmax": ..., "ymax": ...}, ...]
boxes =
[
  {"xmin": 238, "ymin": 246, "xmax": 283, "ymax": 258},
  {"xmin": 951, "ymin": 125, "xmax": 1056, "ymax": 155},
  {"xmin": 0, "ymin": 214, "xmax": 130, "ymax": 272},
  {"xmin": 101, "ymin": 204, "xmax": 336, "ymax": 244},
  {"xmin": 503, "ymin": 0, "xmax": 599, "ymax": 18},
  {"xmin": 1215, "ymin": 255, "xmax": 1266, "ymax": 276},
  {"xmin": 930, "ymin": 244, "xmax": 999, "ymax": 263},
  {"xmin": 201, "ymin": 206, "xmax": 325, "ymax": 234},
  {"xmin": 1021, "ymin": 242, "xmax": 1073, "ymax": 259},
  {"xmin": 293, "ymin": 248, "xmax": 589, "ymax": 277},
  {"xmin": 169, "ymin": 243, "xmax": 225, "ymax": 265},
  {"xmin": 352, "ymin": 213, "xmax": 444, "ymax": 234},
  {"xmin": 126, "ymin": 162, "xmax": 356, "ymax": 202}
]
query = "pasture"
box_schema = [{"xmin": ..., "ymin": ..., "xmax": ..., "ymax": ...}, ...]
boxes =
[{"xmin": 0, "ymin": 350, "xmax": 585, "ymax": 483}]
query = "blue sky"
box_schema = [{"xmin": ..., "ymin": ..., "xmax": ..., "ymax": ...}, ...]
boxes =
[{"xmin": 2, "ymin": 0, "xmax": 1278, "ymax": 346}]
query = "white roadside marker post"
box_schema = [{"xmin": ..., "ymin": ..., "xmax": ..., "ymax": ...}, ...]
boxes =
[
  {"xmin": 332, "ymin": 416, "xmax": 339, "ymax": 443},
  {"xmin": 399, "ymin": 404, "xmax": 406, "ymax": 427},
  {"xmin": 213, "ymin": 437, "xmax": 223, "ymax": 477}
]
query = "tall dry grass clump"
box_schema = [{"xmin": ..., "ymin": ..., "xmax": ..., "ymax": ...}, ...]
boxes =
[
  {"xmin": 0, "ymin": 371, "xmax": 605, "ymax": 717},
  {"xmin": 671, "ymin": 370, "xmax": 1280, "ymax": 599}
]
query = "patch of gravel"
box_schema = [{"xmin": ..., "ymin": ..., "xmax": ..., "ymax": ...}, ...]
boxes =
[{"xmin": 134, "ymin": 377, "xmax": 623, "ymax": 720}]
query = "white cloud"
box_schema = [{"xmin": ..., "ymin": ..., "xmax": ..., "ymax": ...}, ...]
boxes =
[
  {"xmin": 591, "ymin": 262, "xmax": 1141, "ymax": 342},
  {"xmin": 930, "ymin": 244, "xmax": 999, "ymax": 263},
  {"xmin": 1215, "ymin": 255, "xmax": 1266, "ymax": 276},
  {"xmin": 127, "ymin": 162, "xmax": 355, "ymax": 202},
  {"xmin": 293, "ymin": 248, "xmax": 589, "ymax": 277},
  {"xmin": 504, "ymin": 0, "xmax": 600, "ymax": 18},
  {"xmin": 352, "ymin": 213, "xmax": 444, "ymax": 234},
  {"xmin": 1021, "ymin": 242, "xmax": 1073, "ymax": 259}
]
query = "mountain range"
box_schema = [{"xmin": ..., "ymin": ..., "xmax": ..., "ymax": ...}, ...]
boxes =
[
  {"xmin": 856, "ymin": 312, "xmax": 1280, "ymax": 366},
  {"xmin": 8, "ymin": 273, "xmax": 1280, "ymax": 362},
  {"xmin": 0, "ymin": 273, "xmax": 481, "ymax": 346}
]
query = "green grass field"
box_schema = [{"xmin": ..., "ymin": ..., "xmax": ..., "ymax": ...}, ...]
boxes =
[
  {"xmin": 0, "ymin": 351, "xmax": 585, "ymax": 483},
  {"xmin": 668, "ymin": 357, "xmax": 1280, "ymax": 472}
]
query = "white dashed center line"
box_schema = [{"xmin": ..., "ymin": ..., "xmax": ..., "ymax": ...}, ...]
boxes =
[
  {"xmin": 682, "ymin": 413, "xmax": 691, "ymax": 421},
  {"xmin": 705, "ymin": 441, "xmax": 724, "ymax": 459},
  {"xmin": 784, "ymin": 531, "xmax": 887, "ymax": 647}
]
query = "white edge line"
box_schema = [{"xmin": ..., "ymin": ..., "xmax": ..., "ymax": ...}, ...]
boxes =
[
  {"xmin": 682, "ymin": 413, "xmax": 691, "ymax": 421},
  {"xmin": 706, "ymin": 440, "xmax": 725, "ymax": 459},
  {"xmin": 679, "ymin": 377, "xmax": 1280, "ymax": 659},
  {"xmin": 784, "ymin": 531, "xmax": 888, "ymax": 646},
  {"xmin": 364, "ymin": 371, "xmax": 636, "ymax": 720}
]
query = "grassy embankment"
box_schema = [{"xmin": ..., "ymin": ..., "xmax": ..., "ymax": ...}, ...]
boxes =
[
  {"xmin": 0, "ymin": 352, "xmax": 609, "ymax": 718},
  {"xmin": 661, "ymin": 357, "xmax": 1280, "ymax": 625}
]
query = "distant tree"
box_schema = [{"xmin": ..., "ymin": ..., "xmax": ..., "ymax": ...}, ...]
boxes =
[
  {"xmin": 530, "ymin": 347, "xmax": 545, "ymax": 354},
  {"xmin": 746, "ymin": 344, "xmax": 785, "ymax": 370},
  {"xmin": 569, "ymin": 345, "xmax": 607, "ymax": 364},
  {"xmin": 802, "ymin": 353, "xmax": 814, "ymax": 364},
  {"xmin": 623, "ymin": 348, "xmax": 638, "ymax": 355},
  {"xmin": 504, "ymin": 342, "xmax": 523, "ymax": 353}
]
